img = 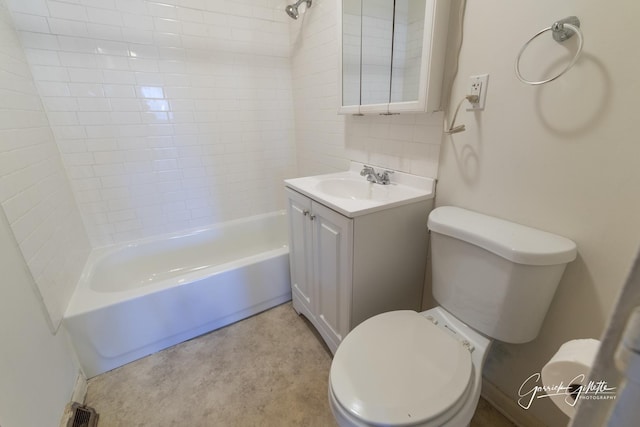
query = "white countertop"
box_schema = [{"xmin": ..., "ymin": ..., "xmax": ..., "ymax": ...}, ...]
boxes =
[{"xmin": 284, "ymin": 162, "xmax": 436, "ymax": 218}]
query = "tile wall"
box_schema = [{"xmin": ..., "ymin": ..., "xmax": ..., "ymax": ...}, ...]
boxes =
[
  {"xmin": 0, "ymin": 0, "xmax": 445, "ymax": 329},
  {"xmin": 290, "ymin": 0, "xmax": 444, "ymax": 178},
  {"xmin": 7, "ymin": 0, "xmax": 296, "ymax": 246},
  {"xmin": 0, "ymin": 0, "xmax": 90, "ymax": 329}
]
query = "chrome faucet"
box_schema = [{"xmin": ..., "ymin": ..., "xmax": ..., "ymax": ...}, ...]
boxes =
[
  {"xmin": 360, "ymin": 165, "xmax": 394, "ymax": 185},
  {"xmin": 360, "ymin": 165, "xmax": 376, "ymax": 183}
]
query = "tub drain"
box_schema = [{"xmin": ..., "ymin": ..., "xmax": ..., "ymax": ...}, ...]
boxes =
[{"xmin": 67, "ymin": 403, "xmax": 99, "ymax": 427}]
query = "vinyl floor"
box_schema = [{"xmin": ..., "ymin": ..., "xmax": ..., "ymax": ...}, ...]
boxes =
[{"xmin": 85, "ymin": 303, "xmax": 516, "ymax": 427}]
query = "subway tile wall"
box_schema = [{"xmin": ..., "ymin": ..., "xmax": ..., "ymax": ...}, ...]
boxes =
[
  {"xmin": 7, "ymin": 0, "xmax": 296, "ymax": 246},
  {"xmin": 290, "ymin": 0, "xmax": 443, "ymax": 177},
  {"xmin": 0, "ymin": 0, "xmax": 90, "ymax": 329}
]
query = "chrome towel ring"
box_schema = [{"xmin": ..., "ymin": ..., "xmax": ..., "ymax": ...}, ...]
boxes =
[{"xmin": 515, "ymin": 16, "xmax": 584, "ymax": 85}]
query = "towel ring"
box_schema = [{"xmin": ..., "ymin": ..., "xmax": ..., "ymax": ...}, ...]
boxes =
[{"xmin": 515, "ymin": 16, "xmax": 583, "ymax": 85}]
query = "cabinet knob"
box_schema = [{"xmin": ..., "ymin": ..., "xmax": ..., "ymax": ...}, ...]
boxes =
[
  {"xmin": 309, "ymin": 214, "xmax": 316, "ymax": 221},
  {"xmin": 302, "ymin": 209, "xmax": 310, "ymax": 216}
]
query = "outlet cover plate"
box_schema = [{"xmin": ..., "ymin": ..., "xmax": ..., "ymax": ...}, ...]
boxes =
[{"xmin": 467, "ymin": 74, "xmax": 489, "ymax": 111}]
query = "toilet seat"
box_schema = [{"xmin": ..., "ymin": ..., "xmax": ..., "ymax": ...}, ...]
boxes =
[{"xmin": 330, "ymin": 311, "xmax": 473, "ymax": 426}]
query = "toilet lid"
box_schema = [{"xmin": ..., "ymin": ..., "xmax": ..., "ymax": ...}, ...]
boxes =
[{"xmin": 330, "ymin": 311, "xmax": 472, "ymax": 425}]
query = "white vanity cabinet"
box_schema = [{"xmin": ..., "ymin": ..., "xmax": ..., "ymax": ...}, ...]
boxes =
[{"xmin": 285, "ymin": 186, "xmax": 432, "ymax": 354}]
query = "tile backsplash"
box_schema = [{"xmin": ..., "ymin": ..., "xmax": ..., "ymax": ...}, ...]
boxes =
[{"xmin": 8, "ymin": 0, "xmax": 297, "ymax": 246}]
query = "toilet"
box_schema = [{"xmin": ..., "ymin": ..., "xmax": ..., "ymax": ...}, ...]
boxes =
[{"xmin": 328, "ymin": 206, "xmax": 577, "ymax": 427}]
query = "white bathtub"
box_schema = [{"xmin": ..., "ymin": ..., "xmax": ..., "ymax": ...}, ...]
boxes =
[{"xmin": 64, "ymin": 211, "xmax": 291, "ymax": 377}]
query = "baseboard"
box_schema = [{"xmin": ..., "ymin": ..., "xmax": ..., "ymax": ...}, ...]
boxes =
[
  {"xmin": 481, "ymin": 378, "xmax": 547, "ymax": 427},
  {"xmin": 59, "ymin": 402, "xmax": 74, "ymax": 427},
  {"xmin": 71, "ymin": 370, "xmax": 88, "ymax": 403},
  {"xmin": 60, "ymin": 371, "xmax": 88, "ymax": 427}
]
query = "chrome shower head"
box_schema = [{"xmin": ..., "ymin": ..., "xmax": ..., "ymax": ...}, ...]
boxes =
[{"xmin": 286, "ymin": 0, "xmax": 312, "ymax": 20}]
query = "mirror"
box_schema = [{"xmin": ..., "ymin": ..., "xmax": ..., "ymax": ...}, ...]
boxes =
[
  {"xmin": 341, "ymin": 0, "xmax": 361, "ymax": 108},
  {"xmin": 339, "ymin": 0, "xmax": 449, "ymax": 115},
  {"xmin": 391, "ymin": 0, "xmax": 426, "ymax": 104},
  {"xmin": 360, "ymin": 0, "xmax": 394, "ymax": 106}
]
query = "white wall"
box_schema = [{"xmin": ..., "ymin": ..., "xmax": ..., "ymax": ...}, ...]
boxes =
[
  {"xmin": 7, "ymin": 0, "xmax": 297, "ymax": 246},
  {"xmin": 0, "ymin": 0, "xmax": 90, "ymax": 329},
  {"xmin": 0, "ymin": 206, "xmax": 79, "ymax": 426},
  {"xmin": 289, "ymin": 0, "xmax": 444, "ymax": 178},
  {"xmin": 436, "ymin": 0, "xmax": 640, "ymax": 425}
]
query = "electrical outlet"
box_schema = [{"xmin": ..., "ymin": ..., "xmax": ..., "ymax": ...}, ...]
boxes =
[{"xmin": 466, "ymin": 74, "xmax": 489, "ymax": 111}]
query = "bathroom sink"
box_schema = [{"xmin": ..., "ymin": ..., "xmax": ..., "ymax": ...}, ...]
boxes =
[
  {"xmin": 284, "ymin": 162, "xmax": 435, "ymax": 218},
  {"xmin": 315, "ymin": 178, "xmax": 392, "ymax": 201}
]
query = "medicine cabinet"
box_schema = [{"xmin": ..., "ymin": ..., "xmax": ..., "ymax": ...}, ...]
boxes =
[{"xmin": 339, "ymin": 0, "xmax": 450, "ymax": 115}]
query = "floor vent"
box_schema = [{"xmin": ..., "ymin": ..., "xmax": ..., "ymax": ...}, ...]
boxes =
[{"xmin": 67, "ymin": 403, "xmax": 99, "ymax": 427}]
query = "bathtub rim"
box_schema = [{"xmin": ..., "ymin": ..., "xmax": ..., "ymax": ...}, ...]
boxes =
[{"xmin": 65, "ymin": 210, "xmax": 288, "ymax": 317}]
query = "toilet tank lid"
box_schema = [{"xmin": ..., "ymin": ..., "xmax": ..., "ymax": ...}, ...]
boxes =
[{"xmin": 428, "ymin": 206, "xmax": 577, "ymax": 266}]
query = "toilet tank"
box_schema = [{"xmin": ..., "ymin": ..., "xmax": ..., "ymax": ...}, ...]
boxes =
[{"xmin": 427, "ymin": 207, "xmax": 577, "ymax": 344}]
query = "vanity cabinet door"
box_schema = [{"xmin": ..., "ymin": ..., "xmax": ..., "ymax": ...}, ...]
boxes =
[
  {"xmin": 286, "ymin": 188, "xmax": 354, "ymax": 353},
  {"xmin": 286, "ymin": 189, "xmax": 314, "ymax": 318},
  {"xmin": 311, "ymin": 202, "xmax": 353, "ymax": 352}
]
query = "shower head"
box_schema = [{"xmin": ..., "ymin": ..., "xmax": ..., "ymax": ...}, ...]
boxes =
[{"xmin": 286, "ymin": 0, "xmax": 312, "ymax": 20}]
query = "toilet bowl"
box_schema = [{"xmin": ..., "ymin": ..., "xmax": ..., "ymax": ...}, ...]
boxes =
[
  {"xmin": 329, "ymin": 307, "xmax": 490, "ymax": 427},
  {"xmin": 328, "ymin": 206, "xmax": 577, "ymax": 427}
]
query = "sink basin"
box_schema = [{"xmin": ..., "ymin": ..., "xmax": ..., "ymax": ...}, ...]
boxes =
[
  {"xmin": 315, "ymin": 178, "xmax": 391, "ymax": 201},
  {"xmin": 284, "ymin": 162, "xmax": 435, "ymax": 218}
]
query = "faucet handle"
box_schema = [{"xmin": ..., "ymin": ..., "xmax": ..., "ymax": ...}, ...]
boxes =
[
  {"xmin": 380, "ymin": 169, "xmax": 394, "ymax": 184},
  {"xmin": 360, "ymin": 165, "xmax": 374, "ymax": 176}
]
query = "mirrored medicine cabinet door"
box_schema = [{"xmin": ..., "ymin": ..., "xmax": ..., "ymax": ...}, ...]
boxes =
[{"xmin": 339, "ymin": 0, "xmax": 449, "ymax": 115}]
